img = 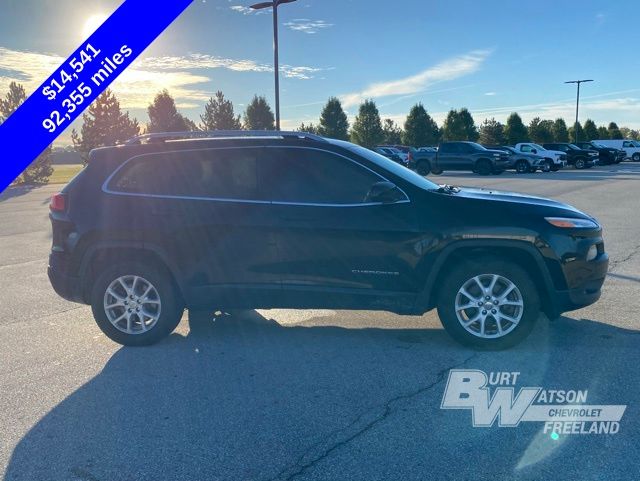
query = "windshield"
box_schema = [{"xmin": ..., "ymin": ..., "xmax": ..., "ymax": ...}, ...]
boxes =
[
  {"xmin": 567, "ymin": 144, "xmax": 580, "ymax": 150},
  {"xmin": 633, "ymin": 141, "xmax": 640, "ymax": 147},
  {"xmin": 531, "ymin": 143, "xmax": 545, "ymax": 150},
  {"xmin": 469, "ymin": 142, "xmax": 487, "ymax": 150},
  {"xmin": 592, "ymin": 142, "xmax": 606, "ymax": 148},
  {"xmin": 332, "ymin": 140, "xmax": 439, "ymax": 191}
]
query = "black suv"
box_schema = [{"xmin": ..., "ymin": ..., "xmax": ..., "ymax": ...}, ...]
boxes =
[
  {"xmin": 48, "ymin": 131, "xmax": 608, "ymax": 349},
  {"xmin": 574, "ymin": 141, "xmax": 625, "ymax": 165},
  {"xmin": 543, "ymin": 143, "xmax": 598, "ymax": 169}
]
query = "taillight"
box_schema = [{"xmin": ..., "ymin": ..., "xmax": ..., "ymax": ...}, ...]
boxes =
[
  {"xmin": 50, "ymin": 193, "xmax": 67, "ymax": 212},
  {"xmin": 408, "ymin": 152, "xmax": 413, "ymax": 161}
]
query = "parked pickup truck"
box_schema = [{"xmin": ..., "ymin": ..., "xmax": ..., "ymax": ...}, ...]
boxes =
[
  {"xmin": 410, "ymin": 141, "xmax": 510, "ymax": 175},
  {"xmin": 574, "ymin": 141, "xmax": 625, "ymax": 165},
  {"xmin": 514, "ymin": 143, "xmax": 567, "ymax": 171},
  {"xmin": 543, "ymin": 143, "xmax": 598, "ymax": 169}
]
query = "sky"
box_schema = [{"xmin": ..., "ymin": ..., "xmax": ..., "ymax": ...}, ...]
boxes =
[{"xmin": 1, "ymin": 0, "xmax": 639, "ymax": 145}]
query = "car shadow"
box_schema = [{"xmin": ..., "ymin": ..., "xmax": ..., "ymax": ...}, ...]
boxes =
[{"xmin": 4, "ymin": 311, "xmax": 639, "ymax": 481}]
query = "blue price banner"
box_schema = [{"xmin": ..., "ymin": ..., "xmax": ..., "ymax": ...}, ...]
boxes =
[{"xmin": 0, "ymin": 0, "xmax": 194, "ymax": 192}]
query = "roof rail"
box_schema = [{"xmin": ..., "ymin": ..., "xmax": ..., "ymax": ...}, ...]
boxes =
[{"xmin": 124, "ymin": 130, "xmax": 327, "ymax": 145}]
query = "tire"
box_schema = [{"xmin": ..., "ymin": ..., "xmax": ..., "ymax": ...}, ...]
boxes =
[
  {"xmin": 574, "ymin": 158, "xmax": 586, "ymax": 169},
  {"xmin": 476, "ymin": 159, "xmax": 492, "ymax": 175},
  {"xmin": 91, "ymin": 261, "xmax": 184, "ymax": 346},
  {"xmin": 541, "ymin": 160, "xmax": 552, "ymax": 172},
  {"xmin": 633, "ymin": 153, "xmax": 640, "ymax": 162},
  {"xmin": 416, "ymin": 160, "xmax": 431, "ymax": 176},
  {"xmin": 515, "ymin": 159, "xmax": 530, "ymax": 174},
  {"xmin": 436, "ymin": 256, "xmax": 540, "ymax": 349}
]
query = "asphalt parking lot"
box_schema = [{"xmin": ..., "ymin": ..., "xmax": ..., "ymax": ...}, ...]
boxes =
[{"xmin": 1, "ymin": 164, "xmax": 639, "ymax": 481}]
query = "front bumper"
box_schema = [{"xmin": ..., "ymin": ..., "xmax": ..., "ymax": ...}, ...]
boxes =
[{"xmin": 550, "ymin": 252, "xmax": 608, "ymax": 316}]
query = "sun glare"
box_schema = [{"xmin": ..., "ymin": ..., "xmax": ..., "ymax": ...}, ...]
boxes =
[{"xmin": 82, "ymin": 13, "xmax": 109, "ymax": 39}]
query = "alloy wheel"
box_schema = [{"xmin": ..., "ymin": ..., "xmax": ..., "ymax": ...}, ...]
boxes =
[
  {"xmin": 103, "ymin": 275, "xmax": 162, "ymax": 334},
  {"xmin": 454, "ymin": 274, "xmax": 524, "ymax": 339}
]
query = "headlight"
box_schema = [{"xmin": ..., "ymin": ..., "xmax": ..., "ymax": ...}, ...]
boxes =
[
  {"xmin": 545, "ymin": 217, "xmax": 599, "ymax": 229},
  {"xmin": 586, "ymin": 245, "xmax": 598, "ymax": 261}
]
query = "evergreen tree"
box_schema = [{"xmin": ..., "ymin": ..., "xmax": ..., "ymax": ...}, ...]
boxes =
[
  {"xmin": 597, "ymin": 126, "xmax": 610, "ymax": 139},
  {"xmin": 504, "ymin": 112, "xmax": 529, "ymax": 144},
  {"xmin": 528, "ymin": 117, "xmax": 554, "ymax": 144},
  {"xmin": 382, "ymin": 119, "xmax": 403, "ymax": 144},
  {"xmin": 350, "ymin": 100, "xmax": 384, "ymax": 148},
  {"xmin": 147, "ymin": 90, "xmax": 193, "ymax": 133},
  {"xmin": 243, "ymin": 95, "xmax": 275, "ymax": 130},
  {"xmin": 552, "ymin": 118, "xmax": 569, "ymax": 142},
  {"xmin": 1, "ymin": 82, "xmax": 53, "ymax": 183},
  {"xmin": 582, "ymin": 119, "xmax": 598, "ymax": 141},
  {"xmin": 441, "ymin": 108, "xmax": 478, "ymax": 141},
  {"xmin": 72, "ymin": 89, "xmax": 140, "ymax": 163},
  {"xmin": 478, "ymin": 118, "xmax": 505, "ymax": 146},
  {"xmin": 402, "ymin": 103, "xmax": 439, "ymax": 146},
  {"xmin": 297, "ymin": 122, "xmax": 319, "ymax": 134},
  {"xmin": 318, "ymin": 97, "xmax": 349, "ymax": 140},
  {"xmin": 568, "ymin": 121, "xmax": 584, "ymax": 143},
  {"xmin": 608, "ymin": 122, "xmax": 623, "ymax": 139},
  {"xmin": 200, "ymin": 91, "xmax": 242, "ymax": 130}
]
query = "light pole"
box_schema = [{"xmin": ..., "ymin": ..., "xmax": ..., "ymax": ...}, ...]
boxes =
[
  {"xmin": 250, "ymin": 0, "xmax": 297, "ymax": 131},
  {"xmin": 565, "ymin": 79, "xmax": 593, "ymax": 142}
]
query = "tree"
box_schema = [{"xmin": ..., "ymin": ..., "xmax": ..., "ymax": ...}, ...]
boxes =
[
  {"xmin": 1, "ymin": 82, "xmax": 53, "ymax": 184},
  {"xmin": 147, "ymin": 90, "xmax": 193, "ymax": 133},
  {"xmin": 350, "ymin": 99, "xmax": 384, "ymax": 148},
  {"xmin": 608, "ymin": 122, "xmax": 623, "ymax": 139},
  {"xmin": 441, "ymin": 108, "xmax": 478, "ymax": 141},
  {"xmin": 620, "ymin": 127, "xmax": 639, "ymax": 140},
  {"xmin": 318, "ymin": 97, "xmax": 349, "ymax": 140},
  {"xmin": 72, "ymin": 89, "xmax": 140, "ymax": 163},
  {"xmin": 597, "ymin": 126, "xmax": 610, "ymax": 139},
  {"xmin": 478, "ymin": 118, "xmax": 505, "ymax": 146},
  {"xmin": 297, "ymin": 122, "xmax": 319, "ymax": 134},
  {"xmin": 382, "ymin": 119, "xmax": 403, "ymax": 144},
  {"xmin": 402, "ymin": 103, "xmax": 439, "ymax": 146},
  {"xmin": 528, "ymin": 117, "xmax": 554, "ymax": 144},
  {"xmin": 582, "ymin": 119, "xmax": 598, "ymax": 141},
  {"xmin": 200, "ymin": 91, "xmax": 241, "ymax": 130},
  {"xmin": 504, "ymin": 113, "xmax": 528, "ymax": 145},
  {"xmin": 568, "ymin": 121, "xmax": 584, "ymax": 143},
  {"xmin": 552, "ymin": 118, "xmax": 569, "ymax": 142},
  {"xmin": 244, "ymin": 95, "xmax": 275, "ymax": 130}
]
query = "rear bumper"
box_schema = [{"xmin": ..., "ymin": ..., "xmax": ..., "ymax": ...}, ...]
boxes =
[{"xmin": 48, "ymin": 252, "xmax": 85, "ymax": 304}]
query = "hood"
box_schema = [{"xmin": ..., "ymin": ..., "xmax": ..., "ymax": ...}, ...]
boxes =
[{"xmin": 455, "ymin": 186, "xmax": 589, "ymax": 218}]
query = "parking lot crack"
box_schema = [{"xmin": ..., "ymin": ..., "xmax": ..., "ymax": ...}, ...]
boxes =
[
  {"xmin": 266, "ymin": 353, "xmax": 478, "ymax": 481},
  {"xmin": 608, "ymin": 242, "xmax": 640, "ymax": 272}
]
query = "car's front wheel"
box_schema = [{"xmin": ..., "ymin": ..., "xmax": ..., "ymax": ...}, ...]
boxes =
[
  {"xmin": 632, "ymin": 153, "xmax": 640, "ymax": 162},
  {"xmin": 437, "ymin": 257, "xmax": 539, "ymax": 349},
  {"xmin": 575, "ymin": 158, "xmax": 586, "ymax": 169},
  {"xmin": 91, "ymin": 262, "xmax": 184, "ymax": 346},
  {"xmin": 515, "ymin": 159, "xmax": 530, "ymax": 174}
]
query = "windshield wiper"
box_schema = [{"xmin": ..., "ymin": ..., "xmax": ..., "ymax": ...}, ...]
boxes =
[{"xmin": 437, "ymin": 184, "xmax": 460, "ymax": 194}]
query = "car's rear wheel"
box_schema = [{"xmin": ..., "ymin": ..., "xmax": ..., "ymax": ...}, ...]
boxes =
[
  {"xmin": 476, "ymin": 159, "xmax": 492, "ymax": 175},
  {"xmin": 575, "ymin": 158, "xmax": 586, "ymax": 169},
  {"xmin": 632, "ymin": 153, "xmax": 640, "ymax": 162},
  {"xmin": 91, "ymin": 262, "xmax": 184, "ymax": 346},
  {"xmin": 437, "ymin": 257, "xmax": 539, "ymax": 349},
  {"xmin": 416, "ymin": 160, "xmax": 431, "ymax": 176},
  {"xmin": 515, "ymin": 159, "xmax": 529, "ymax": 174}
]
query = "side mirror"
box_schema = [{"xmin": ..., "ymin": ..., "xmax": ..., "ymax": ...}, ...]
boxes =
[{"xmin": 365, "ymin": 181, "xmax": 406, "ymax": 204}]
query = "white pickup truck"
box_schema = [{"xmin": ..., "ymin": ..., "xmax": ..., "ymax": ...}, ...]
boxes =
[
  {"xmin": 514, "ymin": 143, "xmax": 567, "ymax": 171},
  {"xmin": 594, "ymin": 139, "xmax": 640, "ymax": 161}
]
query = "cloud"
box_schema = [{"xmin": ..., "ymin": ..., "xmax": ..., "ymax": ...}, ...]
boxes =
[
  {"xmin": 0, "ymin": 47, "xmax": 325, "ymax": 111},
  {"xmin": 284, "ymin": 19, "xmax": 334, "ymax": 34},
  {"xmin": 484, "ymin": 91, "xmax": 497, "ymax": 96},
  {"xmin": 340, "ymin": 49, "xmax": 491, "ymax": 107},
  {"xmin": 229, "ymin": 5, "xmax": 269, "ymax": 15}
]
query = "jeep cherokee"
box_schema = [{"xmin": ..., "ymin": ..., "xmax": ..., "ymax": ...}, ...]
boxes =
[{"xmin": 48, "ymin": 131, "xmax": 608, "ymax": 349}]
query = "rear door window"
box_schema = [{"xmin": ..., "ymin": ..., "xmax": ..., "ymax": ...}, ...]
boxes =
[
  {"xmin": 108, "ymin": 148, "xmax": 261, "ymax": 201},
  {"xmin": 261, "ymin": 148, "xmax": 383, "ymax": 205}
]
